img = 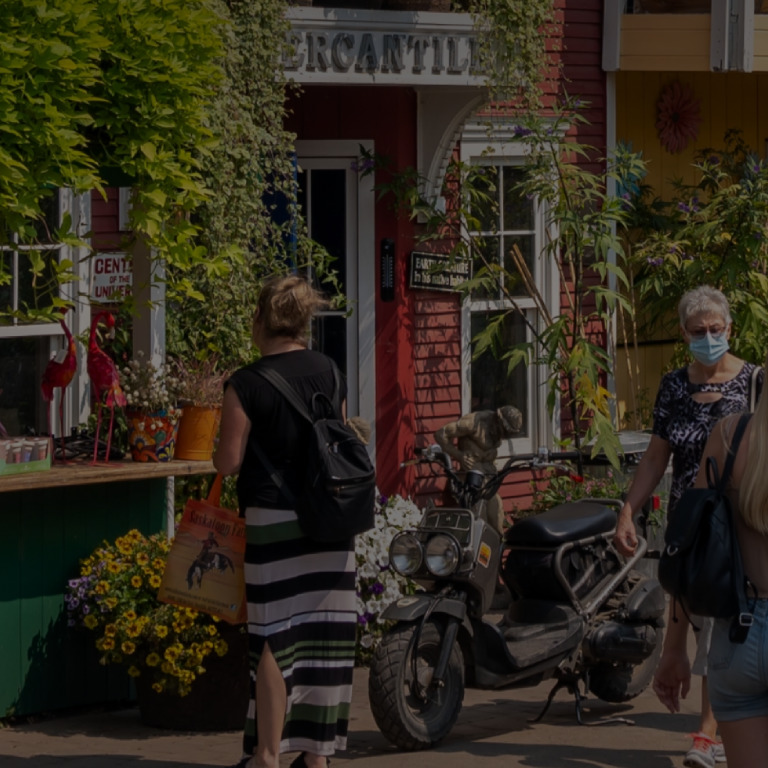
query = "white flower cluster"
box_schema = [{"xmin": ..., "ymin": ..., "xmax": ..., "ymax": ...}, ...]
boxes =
[
  {"xmin": 120, "ymin": 352, "xmax": 181, "ymax": 413},
  {"xmin": 355, "ymin": 493, "xmax": 423, "ymax": 651}
]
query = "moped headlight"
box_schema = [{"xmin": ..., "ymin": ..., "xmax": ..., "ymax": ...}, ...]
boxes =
[
  {"xmin": 389, "ymin": 532, "xmax": 423, "ymax": 576},
  {"xmin": 424, "ymin": 533, "xmax": 461, "ymax": 577}
]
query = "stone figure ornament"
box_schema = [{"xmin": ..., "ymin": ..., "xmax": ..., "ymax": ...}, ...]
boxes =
[{"xmin": 434, "ymin": 405, "xmax": 523, "ymax": 535}]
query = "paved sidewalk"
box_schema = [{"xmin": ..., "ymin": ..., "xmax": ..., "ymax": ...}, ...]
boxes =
[{"xmin": 0, "ymin": 666, "xmax": 703, "ymax": 768}]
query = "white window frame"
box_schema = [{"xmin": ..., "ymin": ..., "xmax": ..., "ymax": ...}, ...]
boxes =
[
  {"xmin": 459, "ymin": 123, "xmax": 559, "ymax": 456},
  {"xmin": 0, "ymin": 188, "xmax": 91, "ymax": 437}
]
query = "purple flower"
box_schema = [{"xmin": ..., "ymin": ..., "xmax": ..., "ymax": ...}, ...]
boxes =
[
  {"xmin": 351, "ymin": 157, "xmax": 375, "ymax": 173},
  {"xmin": 378, "ymin": 494, "xmax": 388, "ymax": 506},
  {"xmin": 81, "ymin": 604, "xmax": 90, "ymax": 614},
  {"xmin": 358, "ymin": 614, "xmax": 368, "ymax": 626},
  {"xmin": 370, "ymin": 582, "xmax": 385, "ymax": 595},
  {"xmin": 513, "ymin": 126, "xmax": 533, "ymax": 138},
  {"xmin": 646, "ymin": 256, "xmax": 664, "ymax": 267},
  {"xmin": 678, "ymin": 202, "xmax": 690, "ymax": 213}
]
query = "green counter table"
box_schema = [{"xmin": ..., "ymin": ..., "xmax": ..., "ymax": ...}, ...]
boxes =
[{"xmin": 0, "ymin": 460, "xmax": 215, "ymax": 718}]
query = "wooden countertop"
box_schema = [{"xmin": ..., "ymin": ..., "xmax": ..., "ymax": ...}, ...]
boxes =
[{"xmin": 0, "ymin": 458, "xmax": 216, "ymax": 493}]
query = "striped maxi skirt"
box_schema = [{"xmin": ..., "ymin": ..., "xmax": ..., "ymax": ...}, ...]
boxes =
[{"xmin": 242, "ymin": 506, "xmax": 357, "ymax": 757}]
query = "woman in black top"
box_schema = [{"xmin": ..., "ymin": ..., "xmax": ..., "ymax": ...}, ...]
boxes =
[{"xmin": 214, "ymin": 276, "xmax": 355, "ymax": 768}]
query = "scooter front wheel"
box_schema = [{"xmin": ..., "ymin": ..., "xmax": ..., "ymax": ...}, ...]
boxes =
[{"xmin": 368, "ymin": 620, "xmax": 465, "ymax": 750}]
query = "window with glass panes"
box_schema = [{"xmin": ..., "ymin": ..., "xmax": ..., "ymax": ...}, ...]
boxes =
[
  {"xmin": 460, "ymin": 149, "xmax": 554, "ymax": 453},
  {"xmin": 0, "ymin": 189, "xmax": 74, "ymax": 438}
]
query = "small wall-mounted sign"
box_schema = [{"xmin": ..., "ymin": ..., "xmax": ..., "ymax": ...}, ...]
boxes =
[
  {"xmin": 91, "ymin": 252, "xmax": 132, "ymax": 303},
  {"xmin": 409, "ymin": 251, "xmax": 470, "ymax": 293}
]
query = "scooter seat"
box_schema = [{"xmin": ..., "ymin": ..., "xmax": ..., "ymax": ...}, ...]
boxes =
[{"xmin": 505, "ymin": 500, "xmax": 616, "ymax": 547}]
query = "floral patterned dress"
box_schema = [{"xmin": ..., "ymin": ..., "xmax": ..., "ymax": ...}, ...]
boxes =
[{"xmin": 653, "ymin": 362, "xmax": 763, "ymax": 512}]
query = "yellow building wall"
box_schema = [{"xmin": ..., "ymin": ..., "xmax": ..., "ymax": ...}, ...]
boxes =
[
  {"xmin": 616, "ymin": 71, "xmax": 768, "ymax": 200},
  {"xmin": 615, "ymin": 70, "xmax": 768, "ymax": 415}
]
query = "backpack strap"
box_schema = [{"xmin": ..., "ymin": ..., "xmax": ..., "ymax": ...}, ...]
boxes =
[
  {"xmin": 749, "ymin": 366, "xmax": 763, "ymax": 412},
  {"xmin": 717, "ymin": 412, "xmax": 751, "ymax": 490},
  {"xmin": 252, "ymin": 363, "xmax": 342, "ymax": 422},
  {"xmin": 717, "ymin": 411, "xmax": 757, "ymax": 642},
  {"xmin": 242, "ymin": 361, "xmax": 342, "ymax": 508}
]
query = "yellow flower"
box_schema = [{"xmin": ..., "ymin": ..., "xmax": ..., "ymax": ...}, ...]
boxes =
[
  {"xmin": 104, "ymin": 624, "xmax": 117, "ymax": 637},
  {"xmin": 155, "ymin": 625, "xmax": 169, "ymax": 639},
  {"xmin": 94, "ymin": 581, "xmax": 110, "ymax": 595},
  {"xmin": 130, "ymin": 575, "xmax": 143, "ymax": 588},
  {"xmin": 151, "ymin": 681, "xmax": 164, "ymax": 693},
  {"xmin": 107, "ymin": 561, "xmax": 121, "ymax": 574},
  {"xmin": 127, "ymin": 666, "xmax": 141, "ymax": 677},
  {"xmin": 214, "ymin": 639, "xmax": 228, "ymax": 657},
  {"xmin": 125, "ymin": 622, "xmax": 142, "ymax": 639},
  {"xmin": 104, "ymin": 597, "xmax": 118, "ymax": 610},
  {"xmin": 152, "ymin": 558, "xmax": 165, "ymax": 571},
  {"xmin": 101, "ymin": 637, "xmax": 115, "ymax": 651},
  {"xmin": 146, "ymin": 653, "xmax": 161, "ymax": 667},
  {"xmin": 136, "ymin": 552, "xmax": 150, "ymax": 566},
  {"xmin": 149, "ymin": 574, "xmax": 162, "ymax": 588},
  {"xmin": 83, "ymin": 614, "xmax": 99, "ymax": 630},
  {"xmin": 121, "ymin": 641, "xmax": 136, "ymax": 655},
  {"xmin": 205, "ymin": 625, "xmax": 217, "ymax": 636},
  {"xmin": 165, "ymin": 646, "xmax": 181, "ymax": 662},
  {"xmin": 124, "ymin": 610, "xmax": 137, "ymax": 621}
]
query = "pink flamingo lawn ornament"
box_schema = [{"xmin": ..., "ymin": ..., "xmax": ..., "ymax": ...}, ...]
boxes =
[
  {"xmin": 87, "ymin": 311, "xmax": 126, "ymax": 463},
  {"xmin": 41, "ymin": 307, "xmax": 78, "ymax": 461}
]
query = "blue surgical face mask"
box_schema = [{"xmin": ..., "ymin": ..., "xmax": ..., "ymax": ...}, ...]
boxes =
[{"xmin": 689, "ymin": 332, "xmax": 729, "ymax": 366}]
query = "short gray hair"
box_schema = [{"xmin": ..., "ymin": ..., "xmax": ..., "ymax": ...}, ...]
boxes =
[{"xmin": 678, "ymin": 286, "xmax": 732, "ymax": 328}]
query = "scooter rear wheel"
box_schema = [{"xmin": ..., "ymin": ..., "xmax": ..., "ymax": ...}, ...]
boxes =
[
  {"xmin": 588, "ymin": 628, "xmax": 663, "ymax": 703},
  {"xmin": 368, "ymin": 620, "xmax": 464, "ymax": 750}
]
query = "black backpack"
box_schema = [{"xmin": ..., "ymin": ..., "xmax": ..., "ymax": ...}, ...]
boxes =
[
  {"xmin": 250, "ymin": 364, "xmax": 376, "ymax": 543},
  {"xmin": 658, "ymin": 412, "xmax": 755, "ymax": 643}
]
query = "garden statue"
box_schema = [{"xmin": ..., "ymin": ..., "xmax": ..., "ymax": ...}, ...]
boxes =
[
  {"xmin": 434, "ymin": 405, "xmax": 523, "ymax": 535},
  {"xmin": 87, "ymin": 311, "xmax": 126, "ymax": 463}
]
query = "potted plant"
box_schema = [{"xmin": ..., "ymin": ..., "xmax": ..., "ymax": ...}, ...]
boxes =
[
  {"xmin": 65, "ymin": 529, "xmax": 248, "ymax": 730},
  {"xmin": 170, "ymin": 356, "xmax": 228, "ymax": 461},
  {"xmin": 119, "ymin": 353, "xmax": 182, "ymax": 462}
]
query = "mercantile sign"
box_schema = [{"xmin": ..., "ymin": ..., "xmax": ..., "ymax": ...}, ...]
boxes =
[{"xmin": 284, "ymin": 8, "xmax": 481, "ymax": 86}]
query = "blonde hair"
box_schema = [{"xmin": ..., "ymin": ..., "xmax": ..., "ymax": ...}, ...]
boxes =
[
  {"xmin": 255, "ymin": 275, "xmax": 328, "ymax": 343},
  {"xmin": 739, "ymin": 355, "xmax": 768, "ymax": 533}
]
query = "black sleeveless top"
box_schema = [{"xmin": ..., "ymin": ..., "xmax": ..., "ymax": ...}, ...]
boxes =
[{"xmin": 226, "ymin": 349, "xmax": 345, "ymax": 512}]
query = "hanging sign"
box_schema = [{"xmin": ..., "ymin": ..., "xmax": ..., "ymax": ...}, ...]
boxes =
[
  {"xmin": 91, "ymin": 252, "xmax": 132, "ymax": 303},
  {"xmin": 409, "ymin": 251, "xmax": 470, "ymax": 293}
]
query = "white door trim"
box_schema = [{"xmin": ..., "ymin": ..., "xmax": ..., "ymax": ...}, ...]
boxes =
[{"xmin": 295, "ymin": 139, "xmax": 377, "ymax": 459}]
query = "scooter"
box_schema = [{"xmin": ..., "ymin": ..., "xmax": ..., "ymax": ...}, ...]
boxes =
[{"xmin": 368, "ymin": 445, "xmax": 666, "ymax": 750}]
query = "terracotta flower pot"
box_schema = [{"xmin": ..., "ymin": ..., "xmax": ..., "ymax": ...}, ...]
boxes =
[
  {"xmin": 125, "ymin": 408, "xmax": 181, "ymax": 462},
  {"xmin": 174, "ymin": 406, "xmax": 221, "ymax": 461}
]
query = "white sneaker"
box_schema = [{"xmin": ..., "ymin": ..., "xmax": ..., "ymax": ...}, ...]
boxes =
[
  {"xmin": 683, "ymin": 733, "xmax": 720, "ymax": 768},
  {"xmin": 712, "ymin": 740, "xmax": 727, "ymax": 763}
]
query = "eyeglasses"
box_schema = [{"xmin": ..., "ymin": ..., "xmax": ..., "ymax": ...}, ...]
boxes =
[{"xmin": 686, "ymin": 325, "xmax": 726, "ymax": 340}]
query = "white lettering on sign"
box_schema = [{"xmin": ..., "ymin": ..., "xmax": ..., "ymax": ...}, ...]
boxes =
[
  {"xmin": 283, "ymin": 10, "xmax": 482, "ymax": 86},
  {"xmin": 91, "ymin": 252, "xmax": 132, "ymax": 303}
]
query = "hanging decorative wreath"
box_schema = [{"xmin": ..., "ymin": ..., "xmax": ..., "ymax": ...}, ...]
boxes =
[{"xmin": 656, "ymin": 80, "xmax": 701, "ymax": 154}]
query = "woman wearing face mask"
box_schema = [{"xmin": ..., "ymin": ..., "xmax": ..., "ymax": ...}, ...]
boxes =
[{"xmin": 614, "ymin": 285, "xmax": 763, "ymax": 768}]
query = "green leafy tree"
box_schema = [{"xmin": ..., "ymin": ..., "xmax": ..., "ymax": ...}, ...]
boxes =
[
  {"xmin": 1, "ymin": 0, "xmax": 226, "ymax": 322},
  {"xmin": 626, "ymin": 129, "xmax": 768, "ymax": 367},
  {"xmin": 165, "ymin": 0, "xmax": 342, "ymax": 371}
]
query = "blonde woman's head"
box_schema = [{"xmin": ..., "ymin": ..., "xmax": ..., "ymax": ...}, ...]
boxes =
[{"xmin": 253, "ymin": 275, "xmax": 328, "ymax": 345}]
